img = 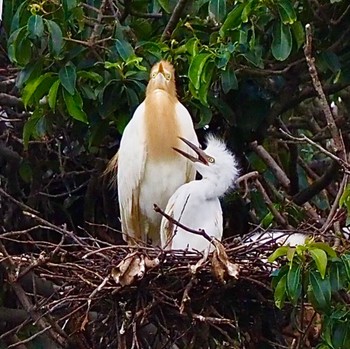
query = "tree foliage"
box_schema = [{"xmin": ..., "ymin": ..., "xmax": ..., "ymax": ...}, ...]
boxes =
[{"xmin": 1, "ymin": 0, "xmax": 350, "ymax": 347}]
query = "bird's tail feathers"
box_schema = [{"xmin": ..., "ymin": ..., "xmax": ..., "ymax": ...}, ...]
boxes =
[{"xmin": 102, "ymin": 152, "xmax": 119, "ymax": 190}]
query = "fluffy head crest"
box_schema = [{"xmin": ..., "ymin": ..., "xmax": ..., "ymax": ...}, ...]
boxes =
[{"xmin": 198, "ymin": 135, "xmax": 240, "ymax": 195}]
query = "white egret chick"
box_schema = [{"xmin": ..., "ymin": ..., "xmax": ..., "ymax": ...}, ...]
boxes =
[
  {"xmin": 107, "ymin": 61, "xmax": 198, "ymax": 246},
  {"xmin": 160, "ymin": 136, "xmax": 240, "ymax": 252}
]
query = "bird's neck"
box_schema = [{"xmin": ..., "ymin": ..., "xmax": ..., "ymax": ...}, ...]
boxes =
[
  {"xmin": 144, "ymin": 90, "xmax": 181, "ymax": 161},
  {"xmin": 200, "ymin": 176, "xmax": 232, "ymax": 199}
]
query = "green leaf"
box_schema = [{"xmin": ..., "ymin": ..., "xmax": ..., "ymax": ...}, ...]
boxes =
[
  {"xmin": 63, "ymin": 90, "xmax": 88, "ymax": 124},
  {"xmin": 63, "ymin": 0, "xmax": 77, "ymax": 12},
  {"xmin": 268, "ymin": 246, "xmax": 289, "ymax": 263},
  {"xmin": 286, "ymin": 264, "xmax": 302, "ymax": 305},
  {"xmin": 309, "ymin": 242, "xmax": 337, "ymax": 258},
  {"xmin": 339, "ymin": 184, "xmax": 350, "ymax": 208},
  {"xmin": 46, "ymin": 20, "xmax": 63, "ymax": 56},
  {"xmin": 198, "ymin": 60, "xmax": 215, "ymax": 106},
  {"xmin": 77, "ymin": 71, "xmax": 103, "ymax": 83},
  {"xmin": 309, "ymin": 271, "xmax": 331, "ymax": 311},
  {"xmin": 7, "ymin": 27, "xmax": 28, "ymax": 65},
  {"xmin": 23, "ymin": 110, "xmax": 42, "ymax": 150},
  {"xmin": 310, "ymin": 248, "xmax": 328, "ymax": 279},
  {"xmin": 189, "ymin": 53, "xmax": 212, "ymax": 90},
  {"xmin": 221, "ymin": 67, "xmax": 238, "ymax": 94},
  {"xmin": 27, "ymin": 15, "xmax": 44, "ymax": 40},
  {"xmin": 196, "ymin": 105, "xmax": 213, "ymax": 128},
  {"xmin": 208, "ymin": 0, "xmax": 226, "ymax": 23},
  {"xmin": 157, "ymin": 0, "xmax": 172, "ymax": 14},
  {"xmin": 116, "ymin": 39, "xmax": 134, "ymax": 62},
  {"xmin": 219, "ymin": 3, "xmax": 245, "ymax": 37},
  {"xmin": 17, "ymin": 59, "xmax": 43, "ymax": 89},
  {"xmin": 241, "ymin": 0, "xmax": 253, "ymax": 23},
  {"xmin": 22, "ymin": 73, "xmax": 54, "ymax": 107},
  {"xmin": 277, "ymin": 0, "xmax": 297, "ymax": 24},
  {"xmin": 10, "ymin": 1, "xmax": 28, "ymax": 33},
  {"xmin": 286, "ymin": 247, "xmax": 296, "ymax": 263},
  {"xmin": 185, "ymin": 38, "xmax": 200, "ymax": 56},
  {"xmin": 291, "ymin": 21, "xmax": 305, "ymax": 50},
  {"xmin": 19, "ymin": 161, "xmax": 33, "ymax": 183},
  {"xmin": 341, "ymin": 254, "xmax": 350, "ymax": 281},
  {"xmin": 274, "ymin": 274, "xmax": 287, "ymax": 309},
  {"xmin": 271, "ymin": 21, "xmax": 292, "ymax": 61},
  {"xmin": 329, "ymin": 262, "xmax": 345, "ymax": 292},
  {"xmin": 48, "ymin": 80, "xmax": 60, "ymax": 112},
  {"xmin": 59, "ymin": 63, "xmax": 77, "ymax": 95}
]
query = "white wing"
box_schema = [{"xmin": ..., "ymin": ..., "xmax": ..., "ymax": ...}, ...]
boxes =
[{"xmin": 117, "ymin": 102, "xmax": 147, "ymax": 243}]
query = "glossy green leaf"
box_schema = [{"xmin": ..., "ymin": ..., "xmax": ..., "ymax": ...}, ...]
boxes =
[
  {"xmin": 268, "ymin": 246, "xmax": 289, "ymax": 262},
  {"xmin": 329, "ymin": 262, "xmax": 345, "ymax": 292},
  {"xmin": 310, "ymin": 248, "xmax": 328, "ymax": 279},
  {"xmin": 23, "ymin": 110, "xmax": 42, "ymax": 149},
  {"xmin": 16, "ymin": 34, "xmax": 32, "ymax": 66},
  {"xmin": 198, "ymin": 60, "xmax": 214, "ymax": 106},
  {"xmin": 77, "ymin": 71, "xmax": 103, "ymax": 83},
  {"xmin": 196, "ymin": 105, "xmax": 213, "ymax": 128},
  {"xmin": 59, "ymin": 63, "xmax": 77, "ymax": 95},
  {"xmin": 286, "ymin": 264, "xmax": 302, "ymax": 305},
  {"xmin": 157, "ymin": 0, "xmax": 172, "ymax": 14},
  {"xmin": 63, "ymin": 0, "xmax": 77, "ymax": 12},
  {"xmin": 272, "ymin": 21, "xmax": 292, "ymax": 61},
  {"xmin": 17, "ymin": 59, "xmax": 43, "ymax": 89},
  {"xmin": 10, "ymin": 1, "xmax": 28, "ymax": 33},
  {"xmin": 286, "ymin": 247, "xmax": 296, "ymax": 263},
  {"xmin": 48, "ymin": 80, "xmax": 60, "ymax": 112},
  {"xmin": 63, "ymin": 90, "xmax": 88, "ymax": 123},
  {"xmin": 221, "ymin": 67, "xmax": 238, "ymax": 94},
  {"xmin": 189, "ymin": 53, "xmax": 212, "ymax": 90},
  {"xmin": 185, "ymin": 38, "xmax": 200, "ymax": 56},
  {"xmin": 7, "ymin": 27, "xmax": 27, "ymax": 64},
  {"xmin": 309, "ymin": 242, "xmax": 337, "ymax": 258},
  {"xmin": 341, "ymin": 254, "xmax": 350, "ymax": 281},
  {"xmin": 208, "ymin": 0, "xmax": 226, "ymax": 23},
  {"xmin": 27, "ymin": 15, "xmax": 44, "ymax": 40},
  {"xmin": 291, "ymin": 21, "xmax": 305, "ymax": 50},
  {"xmin": 241, "ymin": 0, "xmax": 253, "ymax": 23},
  {"xmin": 277, "ymin": 0, "xmax": 297, "ymax": 24},
  {"xmin": 274, "ymin": 274, "xmax": 287, "ymax": 309},
  {"xmin": 46, "ymin": 20, "xmax": 63, "ymax": 56},
  {"xmin": 309, "ymin": 271, "xmax": 331, "ymax": 311},
  {"xmin": 22, "ymin": 73, "xmax": 54, "ymax": 107},
  {"xmin": 116, "ymin": 39, "xmax": 134, "ymax": 62},
  {"xmin": 219, "ymin": 3, "xmax": 245, "ymax": 37}
]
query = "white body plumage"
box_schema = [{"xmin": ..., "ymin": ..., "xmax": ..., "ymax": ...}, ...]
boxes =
[
  {"xmin": 117, "ymin": 61, "xmax": 198, "ymax": 245},
  {"xmin": 160, "ymin": 136, "xmax": 240, "ymax": 252}
]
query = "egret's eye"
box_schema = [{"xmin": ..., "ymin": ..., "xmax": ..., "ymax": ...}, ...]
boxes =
[
  {"xmin": 165, "ymin": 73, "xmax": 171, "ymax": 80},
  {"xmin": 207, "ymin": 156, "xmax": 215, "ymax": 164},
  {"xmin": 151, "ymin": 72, "xmax": 157, "ymax": 78}
]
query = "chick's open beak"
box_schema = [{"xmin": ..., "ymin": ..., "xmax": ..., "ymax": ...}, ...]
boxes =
[{"xmin": 173, "ymin": 137, "xmax": 209, "ymax": 165}]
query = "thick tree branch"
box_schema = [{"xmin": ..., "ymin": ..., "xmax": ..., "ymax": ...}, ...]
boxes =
[{"xmin": 161, "ymin": 0, "xmax": 190, "ymax": 40}]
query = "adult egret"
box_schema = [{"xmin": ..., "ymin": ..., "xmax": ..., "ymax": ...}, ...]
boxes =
[
  {"xmin": 108, "ymin": 61, "xmax": 198, "ymax": 245},
  {"xmin": 160, "ymin": 135, "xmax": 240, "ymax": 252}
]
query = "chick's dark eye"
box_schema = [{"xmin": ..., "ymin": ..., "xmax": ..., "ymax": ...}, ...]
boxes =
[{"xmin": 208, "ymin": 157, "xmax": 215, "ymax": 163}]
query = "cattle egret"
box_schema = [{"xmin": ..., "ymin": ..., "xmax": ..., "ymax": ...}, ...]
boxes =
[
  {"xmin": 109, "ymin": 61, "xmax": 198, "ymax": 245},
  {"xmin": 160, "ymin": 135, "xmax": 240, "ymax": 252}
]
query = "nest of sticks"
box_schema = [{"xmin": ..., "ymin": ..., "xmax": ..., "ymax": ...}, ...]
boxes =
[{"xmin": 0, "ymin": 218, "xmax": 327, "ymax": 349}]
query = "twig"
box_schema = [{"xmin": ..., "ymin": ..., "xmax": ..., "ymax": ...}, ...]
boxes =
[
  {"xmin": 153, "ymin": 204, "xmax": 213, "ymax": 243},
  {"xmin": 304, "ymin": 24, "xmax": 347, "ymax": 162},
  {"xmin": 250, "ymin": 141, "xmax": 290, "ymax": 190},
  {"xmin": 279, "ymin": 129, "xmax": 350, "ymax": 172},
  {"xmin": 254, "ymin": 179, "xmax": 291, "ymax": 228},
  {"xmin": 321, "ymin": 174, "xmax": 348, "ymax": 233},
  {"xmin": 161, "ymin": 0, "xmax": 190, "ymax": 40}
]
